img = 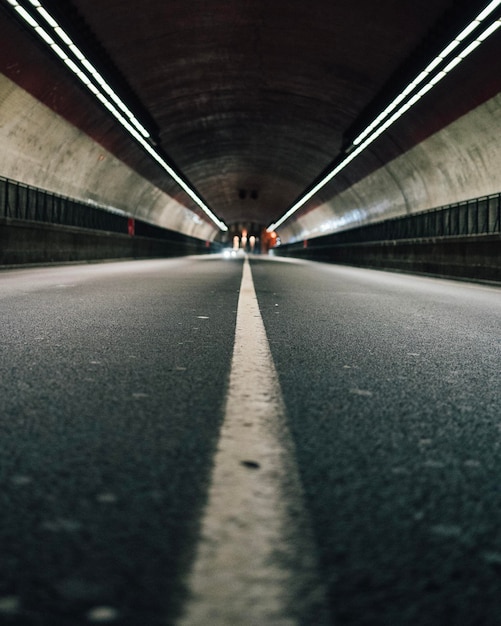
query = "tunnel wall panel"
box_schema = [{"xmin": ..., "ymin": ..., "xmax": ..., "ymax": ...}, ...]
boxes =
[
  {"xmin": 280, "ymin": 92, "xmax": 501, "ymax": 244},
  {"xmin": 0, "ymin": 73, "xmax": 216, "ymax": 241}
]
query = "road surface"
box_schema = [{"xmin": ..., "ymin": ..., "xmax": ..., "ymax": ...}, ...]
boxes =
[{"xmin": 0, "ymin": 255, "xmax": 500, "ymax": 625}]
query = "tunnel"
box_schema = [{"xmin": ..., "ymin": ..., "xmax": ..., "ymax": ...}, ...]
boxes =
[{"xmin": 1, "ymin": 1, "xmax": 501, "ymax": 625}]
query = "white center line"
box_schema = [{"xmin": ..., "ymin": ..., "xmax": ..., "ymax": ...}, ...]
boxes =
[{"xmin": 178, "ymin": 256, "xmax": 330, "ymax": 625}]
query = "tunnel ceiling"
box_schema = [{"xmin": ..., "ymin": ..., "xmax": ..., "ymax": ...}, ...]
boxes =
[{"xmin": 2, "ymin": 0, "xmax": 500, "ymax": 231}]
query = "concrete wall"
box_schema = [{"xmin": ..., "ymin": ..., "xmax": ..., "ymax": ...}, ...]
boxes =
[
  {"xmin": 275, "ymin": 234, "xmax": 501, "ymax": 283},
  {"xmin": 0, "ymin": 73, "xmax": 217, "ymax": 242},
  {"xmin": 279, "ymin": 92, "xmax": 501, "ymax": 244},
  {"xmin": 0, "ymin": 218, "xmax": 212, "ymax": 266}
]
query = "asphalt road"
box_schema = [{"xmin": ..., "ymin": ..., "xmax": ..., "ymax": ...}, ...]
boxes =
[
  {"xmin": 0, "ymin": 258, "xmax": 242, "ymax": 625},
  {"xmin": 251, "ymin": 257, "xmax": 501, "ymax": 626},
  {"xmin": 1, "ymin": 255, "xmax": 501, "ymax": 625}
]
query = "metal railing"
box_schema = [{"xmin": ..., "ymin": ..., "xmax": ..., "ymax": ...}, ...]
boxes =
[
  {"xmin": 378, "ymin": 194, "xmax": 501, "ymax": 241},
  {"xmin": 340, "ymin": 194, "xmax": 501, "ymax": 242},
  {"xmin": 0, "ymin": 174, "xmax": 219, "ymax": 255},
  {"xmin": 0, "ymin": 175, "xmax": 129, "ymax": 234},
  {"xmin": 313, "ymin": 192, "xmax": 501, "ymax": 247}
]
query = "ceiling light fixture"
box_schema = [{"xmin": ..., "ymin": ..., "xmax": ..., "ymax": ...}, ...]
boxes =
[
  {"xmin": 267, "ymin": 1, "xmax": 501, "ymax": 233},
  {"xmin": 5, "ymin": 0, "xmax": 228, "ymax": 232}
]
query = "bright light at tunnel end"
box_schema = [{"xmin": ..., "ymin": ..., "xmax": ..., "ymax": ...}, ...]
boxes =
[
  {"xmin": 267, "ymin": 0, "xmax": 501, "ymax": 234},
  {"xmin": 5, "ymin": 0, "xmax": 228, "ymax": 233}
]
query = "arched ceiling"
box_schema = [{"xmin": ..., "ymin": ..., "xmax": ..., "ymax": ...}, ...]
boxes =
[{"xmin": 1, "ymin": 0, "xmax": 500, "ymax": 234}]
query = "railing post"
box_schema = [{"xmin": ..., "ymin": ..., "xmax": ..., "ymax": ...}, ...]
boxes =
[
  {"xmin": 16, "ymin": 181, "xmax": 20, "ymax": 220},
  {"xmin": 497, "ymin": 193, "xmax": 501, "ymax": 233},
  {"xmin": 2, "ymin": 178, "xmax": 7, "ymax": 218}
]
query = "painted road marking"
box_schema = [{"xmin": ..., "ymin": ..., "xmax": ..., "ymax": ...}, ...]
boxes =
[{"xmin": 178, "ymin": 256, "xmax": 329, "ymax": 625}]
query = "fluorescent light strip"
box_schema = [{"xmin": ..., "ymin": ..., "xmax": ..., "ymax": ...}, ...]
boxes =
[
  {"xmin": 268, "ymin": 7, "xmax": 501, "ymax": 232},
  {"xmin": 478, "ymin": 18, "xmax": 501, "ymax": 39},
  {"xmin": 13, "ymin": 4, "xmax": 37, "ymax": 27},
  {"xmin": 26, "ymin": 0, "xmax": 150, "ymax": 140},
  {"xmin": 36, "ymin": 5, "xmax": 56, "ymax": 28},
  {"xmin": 353, "ymin": 1, "xmax": 501, "ymax": 147},
  {"xmin": 55, "ymin": 25, "xmax": 73, "ymax": 46},
  {"xmin": 7, "ymin": 0, "xmax": 227, "ymax": 231}
]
